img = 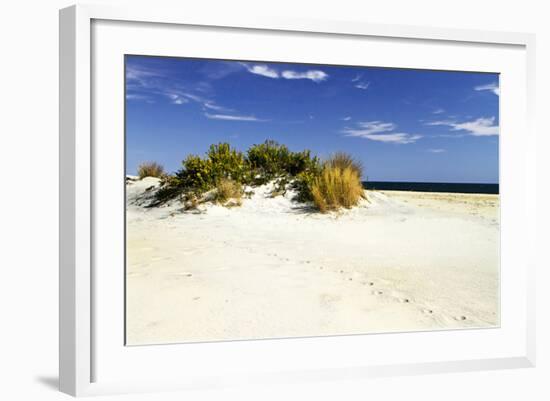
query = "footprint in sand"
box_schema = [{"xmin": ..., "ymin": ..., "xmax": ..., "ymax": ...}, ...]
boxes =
[
  {"xmin": 399, "ymin": 298, "xmax": 411, "ymax": 303},
  {"xmin": 320, "ymin": 293, "xmax": 342, "ymax": 307},
  {"xmin": 372, "ymin": 290, "xmax": 384, "ymax": 295},
  {"xmin": 422, "ymin": 309, "xmax": 434, "ymax": 314},
  {"xmin": 454, "ymin": 315, "xmax": 467, "ymax": 321},
  {"xmin": 174, "ymin": 272, "xmax": 193, "ymax": 278}
]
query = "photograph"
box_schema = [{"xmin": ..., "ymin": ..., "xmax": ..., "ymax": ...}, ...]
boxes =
[{"xmin": 125, "ymin": 55, "xmax": 500, "ymax": 345}]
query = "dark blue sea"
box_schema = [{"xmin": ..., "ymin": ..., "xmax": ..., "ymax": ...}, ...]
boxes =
[{"xmin": 363, "ymin": 181, "xmax": 499, "ymax": 194}]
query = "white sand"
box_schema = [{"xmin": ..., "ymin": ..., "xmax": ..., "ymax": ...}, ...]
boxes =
[{"xmin": 126, "ymin": 177, "xmax": 500, "ymax": 345}]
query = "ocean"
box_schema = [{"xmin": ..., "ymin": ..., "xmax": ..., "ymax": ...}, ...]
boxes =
[{"xmin": 363, "ymin": 181, "xmax": 499, "ymax": 194}]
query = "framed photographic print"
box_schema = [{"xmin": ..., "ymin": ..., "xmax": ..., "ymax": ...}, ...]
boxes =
[{"xmin": 59, "ymin": 4, "xmax": 536, "ymax": 396}]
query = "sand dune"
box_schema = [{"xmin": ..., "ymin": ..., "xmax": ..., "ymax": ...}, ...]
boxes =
[{"xmin": 126, "ymin": 177, "xmax": 499, "ymax": 345}]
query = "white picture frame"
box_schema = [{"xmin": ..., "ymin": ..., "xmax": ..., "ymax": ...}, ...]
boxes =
[{"xmin": 59, "ymin": 4, "xmax": 536, "ymax": 397}]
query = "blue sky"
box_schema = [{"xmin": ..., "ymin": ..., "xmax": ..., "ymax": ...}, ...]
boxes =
[{"xmin": 126, "ymin": 55, "xmax": 499, "ymax": 183}]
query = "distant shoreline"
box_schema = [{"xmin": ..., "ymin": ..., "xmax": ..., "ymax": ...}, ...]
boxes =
[{"xmin": 364, "ymin": 181, "xmax": 499, "ymax": 195}]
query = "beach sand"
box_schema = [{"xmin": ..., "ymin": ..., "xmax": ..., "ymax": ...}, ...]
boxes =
[{"xmin": 126, "ymin": 177, "xmax": 500, "ymax": 345}]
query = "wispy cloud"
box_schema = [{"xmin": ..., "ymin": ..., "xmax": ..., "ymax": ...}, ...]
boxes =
[
  {"xmin": 432, "ymin": 108, "xmax": 445, "ymax": 114},
  {"xmin": 341, "ymin": 116, "xmax": 352, "ymax": 121},
  {"xmin": 426, "ymin": 117, "xmax": 499, "ymax": 136},
  {"xmin": 126, "ymin": 64, "xmax": 161, "ymax": 83},
  {"xmin": 204, "ymin": 113, "xmax": 265, "ymax": 122},
  {"xmin": 126, "ymin": 93, "xmax": 153, "ymax": 102},
  {"xmin": 354, "ymin": 81, "xmax": 370, "ymax": 90},
  {"xmin": 351, "ymin": 73, "xmax": 370, "ymax": 90},
  {"xmin": 127, "ymin": 62, "xmax": 252, "ymax": 116},
  {"xmin": 474, "ymin": 82, "xmax": 499, "ymax": 96},
  {"xmin": 427, "ymin": 148, "xmax": 446, "ymax": 153},
  {"xmin": 203, "ymin": 102, "xmax": 232, "ymax": 112},
  {"xmin": 201, "ymin": 61, "xmax": 244, "ymax": 80},
  {"xmin": 242, "ymin": 63, "xmax": 328, "ymax": 82},
  {"xmin": 126, "ymin": 63, "xmax": 211, "ymax": 108},
  {"xmin": 342, "ymin": 120, "xmax": 422, "ymax": 144},
  {"xmin": 167, "ymin": 93, "xmax": 189, "ymax": 105},
  {"xmin": 346, "ymin": 121, "xmax": 396, "ymax": 135}
]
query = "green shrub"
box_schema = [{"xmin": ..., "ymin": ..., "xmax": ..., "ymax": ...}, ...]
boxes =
[
  {"xmin": 246, "ymin": 140, "xmax": 291, "ymax": 183},
  {"xmin": 176, "ymin": 154, "xmax": 214, "ymax": 191},
  {"xmin": 154, "ymin": 143, "xmax": 245, "ymax": 204},
  {"xmin": 292, "ymin": 170, "xmax": 319, "ymax": 202},
  {"xmin": 137, "ymin": 161, "xmax": 164, "ymax": 179},
  {"xmin": 287, "ymin": 150, "xmax": 319, "ymax": 176},
  {"xmin": 247, "ymin": 140, "xmax": 319, "ymax": 185},
  {"xmin": 207, "ymin": 143, "xmax": 247, "ymax": 183}
]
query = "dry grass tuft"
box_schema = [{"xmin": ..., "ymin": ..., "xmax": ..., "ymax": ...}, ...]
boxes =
[
  {"xmin": 325, "ymin": 152, "xmax": 363, "ymax": 178},
  {"xmin": 216, "ymin": 178, "xmax": 243, "ymax": 205},
  {"xmin": 137, "ymin": 161, "xmax": 165, "ymax": 179},
  {"xmin": 311, "ymin": 163, "xmax": 364, "ymax": 213}
]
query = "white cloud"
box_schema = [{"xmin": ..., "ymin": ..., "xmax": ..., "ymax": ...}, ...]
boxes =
[
  {"xmin": 351, "ymin": 74, "xmax": 362, "ymax": 82},
  {"xmin": 474, "ymin": 82, "xmax": 500, "ymax": 96},
  {"xmin": 427, "ymin": 148, "xmax": 446, "ymax": 153},
  {"xmin": 341, "ymin": 116, "xmax": 352, "ymax": 121},
  {"xmin": 342, "ymin": 120, "xmax": 421, "ymax": 144},
  {"xmin": 281, "ymin": 69, "xmax": 328, "ymax": 82},
  {"xmin": 432, "ymin": 108, "xmax": 445, "ymax": 114},
  {"xmin": 427, "ymin": 117, "xmax": 499, "ymax": 136},
  {"xmin": 355, "ymin": 81, "xmax": 370, "ymax": 90},
  {"xmin": 205, "ymin": 113, "xmax": 264, "ymax": 122},
  {"xmin": 242, "ymin": 63, "xmax": 328, "ymax": 82},
  {"xmin": 358, "ymin": 133, "xmax": 422, "ymax": 144},
  {"xmin": 245, "ymin": 64, "xmax": 279, "ymax": 79}
]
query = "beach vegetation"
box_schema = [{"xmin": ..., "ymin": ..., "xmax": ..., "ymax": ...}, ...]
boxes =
[
  {"xmin": 148, "ymin": 141, "xmax": 364, "ymax": 212},
  {"xmin": 216, "ymin": 178, "xmax": 243, "ymax": 204},
  {"xmin": 137, "ymin": 161, "xmax": 165, "ymax": 179},
  {"xmin": 246, "ymin": 140, "xmax": 320, "ymax": 184},
  {"xmin": 206, "ymin": 143, "xmax": 247, "ymax": 184},
  {"xmin": 309, "ymin": 155, "xmax": 365, "ymax": 213},
  {"xmin": 325, "ymin": 152, "xmax": 363, "ymax": 177}
]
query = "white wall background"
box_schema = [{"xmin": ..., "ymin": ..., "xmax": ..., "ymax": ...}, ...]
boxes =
[{"xmin": 0, "ymin": 0, "xmax": 547, "ymax": 399}]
